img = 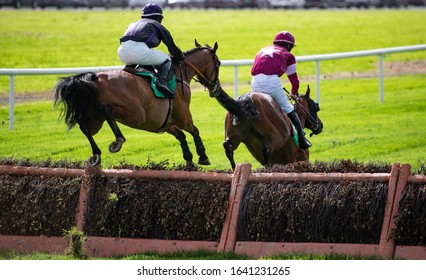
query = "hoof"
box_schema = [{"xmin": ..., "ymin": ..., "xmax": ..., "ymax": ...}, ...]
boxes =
[
  {"xmin": 182, "ymin": 161, "xmax": 196, "ymax": 171},
  {"xmin": 108, "ymin": 137, "xmax": 125, "ymax": 153},
  {"xmin": 198, "ymin": 156, "xmax": 211, "ymax": 165},
  {"xmin": 88, "ymin": 154, "xmax": 101, "ymax": 166}
]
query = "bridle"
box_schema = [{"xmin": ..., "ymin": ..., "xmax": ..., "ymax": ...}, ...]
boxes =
[
  {"xmin": 292, "ymin": 95, "xmax": 322, "ymax": 135},
  {"xmin": 182, "ymin": 47, "xmax": 221, "ymax": 96},
  {"xmin": 283, "ymin": 86, "xmax": 321, "ymax": 135}
]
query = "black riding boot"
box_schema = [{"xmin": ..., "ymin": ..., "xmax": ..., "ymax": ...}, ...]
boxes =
[
  {"xmin": 156, "ymin": 59, "xmax": 174, "ymax": 98},
  {"xmin": 287, "ymin": 110, "xmax": 312, "ymax": 149}
]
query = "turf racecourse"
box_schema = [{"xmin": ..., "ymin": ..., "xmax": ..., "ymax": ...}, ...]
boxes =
[{"xmin": 0, "ymin": 9, "xmax": 426, "ymax": 172}]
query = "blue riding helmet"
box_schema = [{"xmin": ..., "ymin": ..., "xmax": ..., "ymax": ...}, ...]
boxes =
[{"xmin": 142, "ymin": 3, "xmax": 164, "ymax": 19}]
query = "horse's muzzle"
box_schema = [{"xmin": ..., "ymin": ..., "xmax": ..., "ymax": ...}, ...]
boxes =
[{"xmin": 310, "ymin": 120, "xmax": 323, "ymax": 137}]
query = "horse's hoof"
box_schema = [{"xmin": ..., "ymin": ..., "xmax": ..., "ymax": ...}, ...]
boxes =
[
  {"xmin": 88, "ymin": 154, "xmax": 101, "ymax": 166},
  {"xmin": 108, "ymin": 137, "xmax": 125, "ymax": 153},
  {"xmin": 185, "ymin": 161, "xmax": 199, "ymax": 171},
  {"xmin": 198, "ymin": 157, "xmax": 211, "ymax": 165}
]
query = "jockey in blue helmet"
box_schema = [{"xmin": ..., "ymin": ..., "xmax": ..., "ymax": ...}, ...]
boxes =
[{"xmin": 118, "ymin": 3, "xmax": 184, "ymax": 97}]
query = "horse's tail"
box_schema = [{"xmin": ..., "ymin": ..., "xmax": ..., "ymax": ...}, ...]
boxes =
[
  {"xmin": 237, "ymin": 93, "xmax": 260, "ymax": 120},
  {"xmin": 53, "ymin": 72, "xmax": 99, "ymax": 129},
  {"xmin": 214, "ymin": 87, "xmax": 259, "ymax": 120}
]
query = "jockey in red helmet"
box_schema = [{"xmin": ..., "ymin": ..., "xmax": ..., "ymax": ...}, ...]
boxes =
[
  {"xmin": 273, "ymin": 31, "xmax": 296, "ymax": 48},
  {"xmin": 118, "ymin": 3, "xmax": 184, "ymax": 97},
  {"xmin": 251, "ymin": 31, "xmax": 311, "ymax": 149}
]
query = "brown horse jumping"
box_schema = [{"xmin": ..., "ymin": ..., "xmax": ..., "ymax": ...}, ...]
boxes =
[
  {"xmin": 54, "ymin": 40, "xmax": 221, "ymax": 166},
  {"xmin": 211, "ymin": 85, "xmax": 323, "ymax": 170}
]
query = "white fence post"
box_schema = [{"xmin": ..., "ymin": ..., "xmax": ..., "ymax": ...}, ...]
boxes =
[
  {"xmin": 315, "ymin": 60, "xmax": 320, "ymax": 103},
  {"xmin": 379, "ymin": 54, "xmax": 384, "ymax": 103},
  {"xmin": 233, "ymin": 66, "xmax": 239, "ymax": 99},
  {"xmin": 9, "ymin": 75, "xmax": 15, "ymax": 130}
]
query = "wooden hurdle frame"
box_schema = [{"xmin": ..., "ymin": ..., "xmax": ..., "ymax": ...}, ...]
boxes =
[{"xmin": 0, "ymin": 162, "xmax": 425, "ymax": 259}]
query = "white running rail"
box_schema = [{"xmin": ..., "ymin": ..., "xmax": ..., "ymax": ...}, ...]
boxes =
[{"xmin": 1, "ymin": 44, "xmax": 426, "ymax": 130}]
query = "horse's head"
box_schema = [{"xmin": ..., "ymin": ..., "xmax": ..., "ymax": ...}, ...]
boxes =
[
  {"xmin": 183, "ymin": 39, "xmax": 222, "ymax": 97},
  {"xmin": 294, "ymin": 85, "xmax": 323, "ymax": 136}
]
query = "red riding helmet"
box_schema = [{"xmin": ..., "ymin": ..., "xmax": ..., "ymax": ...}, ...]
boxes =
[
  {"xmin": 273, "ymin": 31, "xmax": 296, "ymax": 46},
  {"xmin": 142, "ymin": 3, "xmax": 164, "ymax": 19}
]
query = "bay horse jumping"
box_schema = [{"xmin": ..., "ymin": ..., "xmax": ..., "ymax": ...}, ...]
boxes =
[
  {"xmin": 54, "ymin": 40, "xmax": 221, "ymax": 166},
  {"xmin": 210, "ymin": 85, "xmax": 323, "ymax": 170}
]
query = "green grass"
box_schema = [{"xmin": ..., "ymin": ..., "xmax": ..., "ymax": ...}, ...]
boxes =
[
  {"xmin": 1, "ymin": 73, "xmax": 425, "ymax": 171},
  {"xmin": 1, "ymin": 9, "xmax": 426, "ymax": 93},
  {"xmin": 1, "ymin": 9, "xmax": 426, "ymax": 172},
  {"xmin": 0, "ymin": 249, "xmax": 376, "ymax": 260},
  {"xmin": 312, "ymin": 75, "xmax": 426, "ymax": 169}
]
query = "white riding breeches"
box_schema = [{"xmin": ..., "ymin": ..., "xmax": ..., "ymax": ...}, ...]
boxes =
[
  {"xmin": 251, "ymin": 74, "xmax": 294, "ymax": 114},
  {"xmin": 117, "ymin": 41, "xmax": 169, "ymax": 66}
]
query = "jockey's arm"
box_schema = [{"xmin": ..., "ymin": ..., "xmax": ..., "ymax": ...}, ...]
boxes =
[
  {"xmin": 286, "ymin": 67, "xmax": 300, "ymax": 96},
  {"xmin": 155, "ymin": 23, "xmax": 183, "ymax": 59},
  {"xmin": 284, "ymin": 52, "xmax": 300, "ymax": 96}
]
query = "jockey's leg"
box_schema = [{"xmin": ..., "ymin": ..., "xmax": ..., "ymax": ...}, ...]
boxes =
[
  {"xmin": 156, "ymin": 58, "xmax": 174, "ymax": 97},
  {"xmin": 287, "ymin": 110, "xmax": 312, "ymax": 150},
  {"xmin": 267, "ymin": 85, "xmax": 312, "ymax": 150}
]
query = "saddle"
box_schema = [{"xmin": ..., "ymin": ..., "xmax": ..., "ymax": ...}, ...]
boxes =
[{"xmin": 123, "ymin": 65, "xmax": 176, "ymax": 99}]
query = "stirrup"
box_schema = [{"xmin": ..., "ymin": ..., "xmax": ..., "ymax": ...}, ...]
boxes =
[{"xmin": 156, "ymin": 82, "xmax": 174, "ymax": 98}]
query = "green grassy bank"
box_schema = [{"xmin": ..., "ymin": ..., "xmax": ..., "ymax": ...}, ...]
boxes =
[{"xmin": 1, "ymin": 9, "xmax": 425, "ymax": 171}]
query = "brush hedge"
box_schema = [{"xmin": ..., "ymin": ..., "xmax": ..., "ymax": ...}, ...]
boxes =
[{"xmin": 0, "ymin": 160, "xmax": 424, "ymax": 246}]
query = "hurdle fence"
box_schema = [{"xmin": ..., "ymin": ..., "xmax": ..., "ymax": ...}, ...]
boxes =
[{"xmin": 0, "ymin": 162, "xmax": 425, "ymax": 259}]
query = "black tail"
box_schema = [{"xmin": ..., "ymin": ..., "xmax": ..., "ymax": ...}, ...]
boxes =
[
  {"xmin": 53, "ymin": 72, "xmax": 99, "ymax": 129},
  {"xmin": 236, "ymin": 93, "xmax": 260, "ymax": 120},
  {"xmin": 214, "ymin": 87, "xmax": 259, "ymax": 120}
]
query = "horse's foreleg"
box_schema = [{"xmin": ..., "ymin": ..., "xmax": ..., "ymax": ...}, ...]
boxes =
[
  {"xmin": 78, "ymin": 120, "xmax": 102, "ymax": 166},
  {"xmin": 168, "ymin": 126, "xmax": 193, "ymax": 164},
  {"xmin": 189, "ymin": 126, "xmax": 210, "ymax": 165},
  {"xmin": 100, "ymin": 104, "xmax": 126, "ymax": 153},
  {"xmin": 223, "ymin": 140, "xmax": 236, "ymax": 170},
  {"xmin": 262, "ymin": 144, "xmax": 271, "ymax": 166}
]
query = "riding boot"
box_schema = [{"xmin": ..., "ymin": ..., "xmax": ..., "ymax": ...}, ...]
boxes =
[
  {"xmin": 156, "ymin": 59, "xmax": 174, "ymax": 98},
  {"xmin": 287, "ymin": 110, "xmax": 312, "ymax": 149}
]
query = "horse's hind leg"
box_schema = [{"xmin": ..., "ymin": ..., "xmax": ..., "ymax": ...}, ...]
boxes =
[
  {"xmin": 78, "ymin": 120, "xmax": 102, "ymax": 166},
  {"xmin": 189, "ymin": 126, "xmax": 210, "ymax": 165},
  {"xmin": 101, "ymin": 104, "xmax": 126, "ymax": 153}
]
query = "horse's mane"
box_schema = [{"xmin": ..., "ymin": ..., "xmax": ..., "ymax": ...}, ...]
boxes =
[{"xmin": 183, "ymin": 44, "xmax": 213, "ymax": 56}]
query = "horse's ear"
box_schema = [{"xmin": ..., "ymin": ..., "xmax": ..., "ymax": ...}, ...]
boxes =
[
  {"xmin": 213, "ymin": 42, "xmax": 218, "ymax": 53},
  {"xmin": 306, "ymin": 85, "xmax": 310, "ymax": 97},
  {"xmin": 195, "ymin": 39, "xmax": 201, "ymax": 48}
]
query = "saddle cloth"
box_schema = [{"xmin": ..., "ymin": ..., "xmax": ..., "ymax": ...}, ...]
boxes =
[
  {"xmin": 123, "ymin": 65, "xmax": 176, "ymax": 99},
  {"xmin": 290, "ymin": 121, "xmax": 299, "ymax": 147}
]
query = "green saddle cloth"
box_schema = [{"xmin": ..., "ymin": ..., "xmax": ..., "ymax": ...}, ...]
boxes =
[
  {"xmin": 134, "ymin": 71, "xmax": 177, "ymax": 99},
  {"xmin": 290, "ymin": 121, "xmax": 300, "ymax": 147}
]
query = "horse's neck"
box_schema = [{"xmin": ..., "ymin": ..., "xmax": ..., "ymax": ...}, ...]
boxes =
[{"xmin": 184, "ymin": 49, "xmax": 210, "ymax": 75}]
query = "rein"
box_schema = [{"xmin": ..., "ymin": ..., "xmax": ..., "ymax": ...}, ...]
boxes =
[
  {"xmin": 184, "ymin": 60, "xmax": 206, "ymax": 81},
  {"xmin": 293, "ymin": 98, "xmax": 321, "ymax": 134},
  {"xmin": 176, "ymin": 62, "xmax": 190, "ymax": 94},
  {"xmin": 182, "ymin": 53, "xmax": 220, "ymax": 95},
  {"xmin": 284, "ymin": 86, "xmax": 320, "ymax": 134}
]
